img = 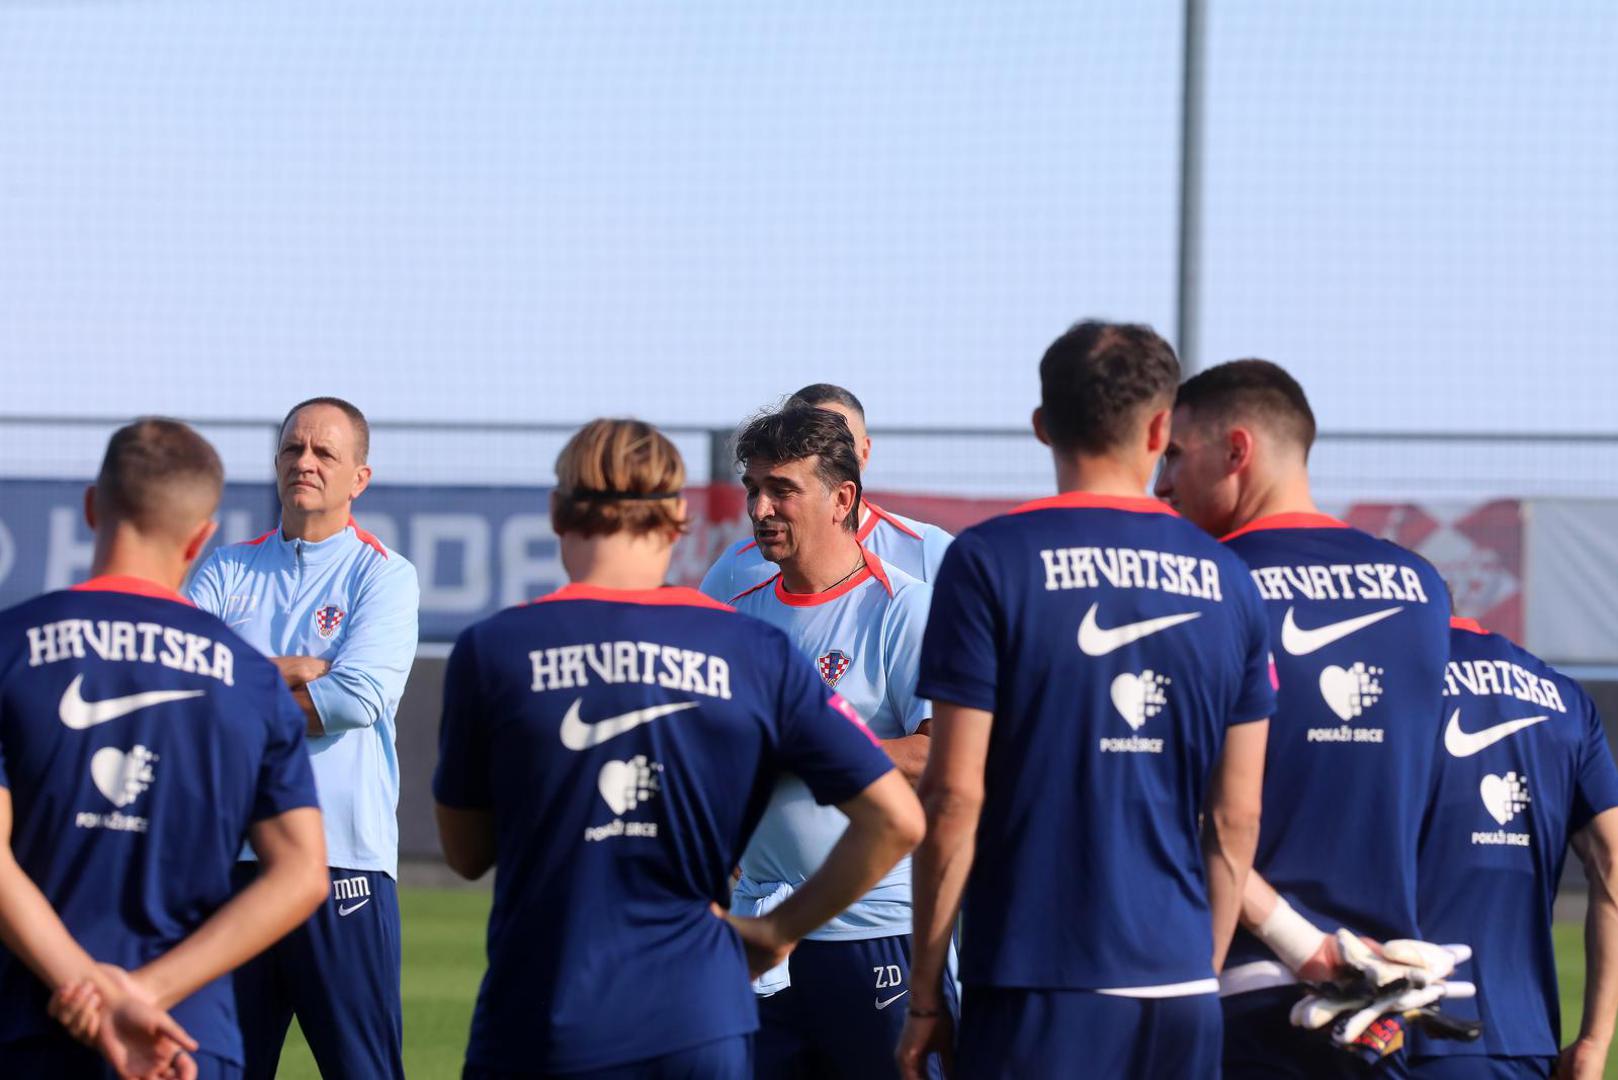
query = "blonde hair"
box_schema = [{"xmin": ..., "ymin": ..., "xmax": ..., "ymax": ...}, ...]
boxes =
[{"xmin": 552, "ymin": 419, "xmax": 687, "ymax": 538}]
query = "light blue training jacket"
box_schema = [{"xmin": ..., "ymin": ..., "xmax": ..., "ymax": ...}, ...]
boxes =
[{"xmin": 186, "ymin": 518, "xmax": 419, "ymax": 877}]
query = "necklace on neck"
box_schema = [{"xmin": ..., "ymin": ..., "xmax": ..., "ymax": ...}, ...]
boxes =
[{"xmin": 818, "ymin": 551, "xmax": 866, "ymax": 592}]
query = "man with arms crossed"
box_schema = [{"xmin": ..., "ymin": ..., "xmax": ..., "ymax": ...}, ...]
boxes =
[
  {"xmin": 899, "ymin": 321, "xmax": 1274, "ymax": 1079},
  {"xmin": 434, "ymin": 418, "xmax": 922, "ymax": 1078},
  {"xmin": 1156, "ymin": 360, "xmax": 1452, "ymax": 1077},
  {"xmin": 1409, "ymin": 614, "xmax": 1618, "ymax": 1079},
  {"xmin": 710, "ymin": 402, "xmax": 942, "ymax": 1078},
  {"xmin": 0, "ymin": 419, "xmax": 327, "ymax": 1078},
  {"xmin": 186, "ymin": 397, "xmax": 419, "ymax": 1080},
  {"xmin": 702, "ymin": 384, "xmax": 952, "ymax": 599}
]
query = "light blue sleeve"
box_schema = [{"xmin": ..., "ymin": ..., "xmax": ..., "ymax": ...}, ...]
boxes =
[
  {"xmin": 183, "ymin": 550, "xmax": 230, "ymax": 617},
  {"xmin": 882, "ymin": 580, "xmax": 933, "ymax": 735},
  {"xmin": 698, "ymin": 542, "xmax": 739, "ymax": 602},
  {"xmin": 920, "ymin": 524, "xmax": 954, "ymax": 583},
  {"xmin": 306, "ymin": 556, "xmax": 420, "ymax": 734}
]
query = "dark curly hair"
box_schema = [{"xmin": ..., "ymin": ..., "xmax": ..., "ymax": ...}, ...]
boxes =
[
  {"xmin": 733, "ymin": 402, "xmax": 863, "ymax": 532},
  {"xmin": 1039, "ymin": 320, "xmax": 1181, "ymax": 455}
]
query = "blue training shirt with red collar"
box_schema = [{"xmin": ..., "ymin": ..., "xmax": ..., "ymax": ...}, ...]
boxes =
[
  {"xmin": 0, "ymin": 575, "xmax": 318, "ymax": 1065},
  {"xmin": 433, "ymin": 582, "xmax": 896, "ymax": 1074},
  {"xmin": 1220, "ymin": 512, "xmax": 1450, "ymax": 974},
  {"xmin": 918, "ymin": 492, "xmax": 1275, "ymax": 992},
  {"xmin": 1412, "ymin": 618, "xmax": 1618, "ymax": 1061}
]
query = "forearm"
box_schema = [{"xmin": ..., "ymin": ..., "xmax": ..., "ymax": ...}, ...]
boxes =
[
  {"xmin": 1579, "ymin": 846, "xmax": 1618, "ymax": 1046},
  {"xmin": 1239, "ymin": 868, "xmax": 1282, "ymax": 931},
  {"xmin": 1203, "ymin": 806, "xmax": 1260, "ymax": 971},
  {"xmin": 879, "ymin": 733, "xmax": 930, "ymax": 786},
  {"xmin": 0, "ymin": 854, "xmax": 102, "ymax": 993},
  {"xmin": 908, "ymin": 785, "xmax": 980, "ymax": 1008}
]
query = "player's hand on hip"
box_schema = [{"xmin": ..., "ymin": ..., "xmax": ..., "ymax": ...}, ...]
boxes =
[
  {"xmin": 896, "ymin": 1010, "xmax": 954, "ymax": 1080},
  {"xmin": 1556, "ymin": 1037, "xmax": 1609, "ymax": 1080},
  {"xmin": 720, "ymin": 911, "xmax": 794, "ymax": 978}
]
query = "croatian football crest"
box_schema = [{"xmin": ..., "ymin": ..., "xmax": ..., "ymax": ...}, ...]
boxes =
[
  {"xmin": 817, "ymin": 649, "xmax": 852, "ymax": 688},
  {"xmin": 313, "ymin": 604, "xmax": 346, "ymax": 639}
]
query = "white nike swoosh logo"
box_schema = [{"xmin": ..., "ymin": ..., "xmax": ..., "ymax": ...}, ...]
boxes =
[
  {"xmin": 559, "ymin": 699, "xmax": 699, "ymax": 751},
  {"xmin": 1280, "ymin": 606, "xmax": 1404, "ymax": 656},
  {"xmin": 1444, "ymin": 708, "xmax": 1549, "ymax": 758},
  {"xmin": 1077, "ymin": 604, "xmax": 1201, "ymax": 657},
  {"xmin": 58, "ymin": 674, "xmax": 205, "ymax": 730},
  {"xmin": 875, "ymin": 990, "xmax": 909, "ymax": 1010},
  {"xmin": 337, "ymin": 898, "xmax": 371, "ymax": 916}
]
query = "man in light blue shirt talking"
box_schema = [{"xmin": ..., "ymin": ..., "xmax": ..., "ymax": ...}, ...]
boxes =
[
  {"xmin": 705, "ymin": 401, "xmax": 951, "ymax": 1080},
  {"xmin": 187, "ymin": 396, "xmax": 419, "ymax": 1080}
]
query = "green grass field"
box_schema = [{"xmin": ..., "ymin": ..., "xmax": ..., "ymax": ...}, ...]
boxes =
[{"xmin": 271, "ymin": 889, "xmax": 1612, "ymax": 1077}]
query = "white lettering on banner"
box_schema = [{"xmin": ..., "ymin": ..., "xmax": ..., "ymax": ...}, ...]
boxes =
[
  {"xmin": 357, "ymin": 513, "xmax": 401, "ymax": 554},
  {"xmin": 0, "ymin": 519, "xmax": 15, "ymax": 587},
  {"xmin": 411, "ymin": 514, "xmax": 493, "ymax": 614},
  {"xmin": 499, "ymin": 514, "xmax": 559, "ymax": 608},
  {"xmin": 44, "ymin": 507, "xmax": 95, "ymax": 590}
]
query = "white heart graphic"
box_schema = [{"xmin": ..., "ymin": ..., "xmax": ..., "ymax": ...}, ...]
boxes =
[
  {"xmin": 1318, "ymin": 665, "xmax": 1357, "ymax": 722},
  {"xmin": 1479, "ymin": 774, "xmax": 1513, "ymax": 826},
  {"xmin": 90, "ymin": 746, "xmax": 156, "ymax": 808},
  {"xmin": 1110, "ymin": 673, "xmax": 1147, "ymax": 731},
  {"xmin": 598, "ymin": 760, "xmax": 634, "ymax": 816}
]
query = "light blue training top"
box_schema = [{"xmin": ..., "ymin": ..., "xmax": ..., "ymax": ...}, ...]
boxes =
[
  {"xmin": 186, "ymin": 519, "xmax": 419, "ymax": 877},
  {"xmin": 714, "ymin": 549, "xmax": 930, "ymax": 940}
]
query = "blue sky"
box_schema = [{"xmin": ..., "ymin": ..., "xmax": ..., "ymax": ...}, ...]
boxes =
[{"xmin": 2, "ymin": 2, "xmax": 1613, "ymax": 496}]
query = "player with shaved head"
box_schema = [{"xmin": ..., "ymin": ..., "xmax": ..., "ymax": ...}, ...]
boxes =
[
  {"xmin": 434, "ymin": 418, "xmax": 922, "ymax": 1079},
  {"xmin": 0, "ymin": 418, "xmax": 328, "ymax": 1079},
  {"xmin": 899, "ymin": 322, "xmax": 1274, "ymax": 1079},
  {"xmin": 1158, "ymin": 360, "xmax": 1453, "ymax": 1076}
]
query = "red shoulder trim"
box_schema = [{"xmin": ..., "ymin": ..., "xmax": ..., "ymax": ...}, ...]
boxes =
[
  {"xmin": 728, "ymin": 575, "xmax": 779, "ymax": 605},
  {"xmin": 773, "ymin": 547, "xmax": 889, "ymax": 607},
  {"xmin": 1220, "ymin": 512, "xmax": 1350, "ymax": 543},
  {"xmin": 239, "ymin": 528, "xmax": 277, "ymax": 546},
  {"xmin": 1450, "ymin": 617, "xmax": 1488, "ymax": 635},
  {"xmin": 863, "ymin": 500, "xmax": 923, "ymax": 540},
  {"xmin": 1010, "ymin": 492, "xmax": 1177, "ymax": 516},
  {"xmin": 71, "ymin": 575, "xmax": 194, "ymax": 606},
  {"xmin": 348, "ymin": 517, "xmax": 388, "ymax": 559},
  {"xmin": 531, "ymin": 583, "xmax": 733, "ymax": 610},
  {"xmin": 736, "ymin": 539, "xmax": 759, "ymax": 554}
]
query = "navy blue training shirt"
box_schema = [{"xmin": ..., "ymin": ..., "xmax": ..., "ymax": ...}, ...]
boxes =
[
  {"xmin": 1222, "ymin": 513, "xmax": 1450, "ymax": 971},
  {"xmin": 0, "ymin": 575, "xmax": 319, "ymax": 1065},
  {"xmin": 1412, "ymin": 618, "xmax": 1618, "ymax": 1061},
  {"xmin": 433, "ymin": 582, "xmax": 896, "ymax": 1075},
  {"xmin": 917, "ymin": 493, "xmax": 1275, "ymax": 992}
]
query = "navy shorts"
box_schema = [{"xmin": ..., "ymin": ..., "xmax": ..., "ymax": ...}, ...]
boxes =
[
  {"xmin": 1223, "ymin": 985, "xmax": 1409, "ymax": 1078},
  {"xmin": 756, "ymin": 934, "xmax": 955, "ymax": 1080},
  {"xmin": 957, "ymin": 986, "xmax": 1222, "ymax": 1079},
  {"xmin": 0, "ymin": 1034, "xmax": 241, "ymax": 1079},
  {"xmin": 1410, "ymin": 1054, "xmax": 1555, "ymax": 1079},
  {"xmin": 230, "ymin": 863, "xmax": 403, "ymax": 1080}
]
